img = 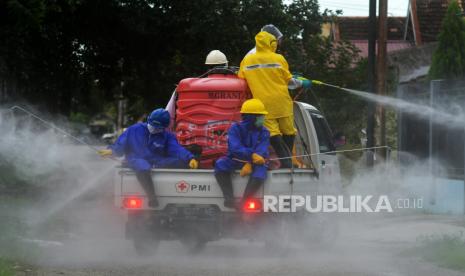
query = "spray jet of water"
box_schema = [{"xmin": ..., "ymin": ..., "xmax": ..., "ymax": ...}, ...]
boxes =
[
  {"xmin": 317, "ymin": 83, "xmax": 465, "ymax": 129},
  {"xmin": 29, "ymin": 163, "xmax": 115, "ymax": 227},
  {"xmin": 10, "ymin": 106, "xmax": 120, "ymax": 162}
]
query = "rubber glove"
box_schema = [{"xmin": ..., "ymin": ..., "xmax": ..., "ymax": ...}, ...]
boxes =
[
  {"xmin": 240, "ymin": 163, "xmax": 252, "ymax": 177},
  {"xmin": 98, "ymin": 149, "xmax": 112, "ymax": 157},
  {"xmin": 252, "ymin": 153, "xmax": 265, "ymax": 165},
  {"xmin": 293, "ymin": 75, "xmax": 312, "ymax": 89},
  {"xmin": 189, "ymin": 159, "xmax": 199, "ymax": 169},
  {"xmin": 302, "ymin": 79, "xmax": 312, "ymax": 88}
]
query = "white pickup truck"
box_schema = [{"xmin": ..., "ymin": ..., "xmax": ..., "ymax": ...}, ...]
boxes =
[{"xmin": 114, "ymin": 101, "xmax": 343, "ymax": 254}]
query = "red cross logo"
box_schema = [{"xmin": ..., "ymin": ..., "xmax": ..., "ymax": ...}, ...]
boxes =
[{"xmin": 176, "ymin": 181, "xmax": 190, "ymax": 193}]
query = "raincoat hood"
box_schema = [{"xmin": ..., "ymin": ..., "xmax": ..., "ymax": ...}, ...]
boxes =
[
  {"xmin": 255, "ymin": 31, "xmax": 277, "ymax": 53},
  {"xmin": 238, "ymin": 31, "xmax": 293, "ymax": 119}
]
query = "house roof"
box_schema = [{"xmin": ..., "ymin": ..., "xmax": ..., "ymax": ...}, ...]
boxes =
[
  {"xmin": 328, "ymin": 16, "xmax": 414, "ymax": 58},
  {"xmin": 332, "ymin": 1, "xmax": 465, "ymax": 45},
  {"xmin": 416, "ymin": 0, "xmax": 450, "ymax": 42},
  {"xmin": 336, "ymin": 16, "xmax": 406, "ymax": 41},
  {"xmin": 351, "ymin": 40, "xmax": 413, "ymax": 58},
  {"xmin": 409, "ymin": 0, "xmax": 465, "ymax": 43}
]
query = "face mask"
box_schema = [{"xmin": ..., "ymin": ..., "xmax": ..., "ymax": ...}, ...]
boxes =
[
  {"xmin": 147, "ymin": 123, "xmax": 164, "ymax": 134},
  {"xmin": 254, "ymin": 116, "xmax": 265, "ymax": 128}
]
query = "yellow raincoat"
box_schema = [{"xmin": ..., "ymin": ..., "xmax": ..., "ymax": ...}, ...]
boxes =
[{"xmin": 238, "ymin": 31, "xmax": 293, "ymax": 119}]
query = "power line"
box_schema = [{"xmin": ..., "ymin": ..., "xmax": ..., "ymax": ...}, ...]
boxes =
[
  {"xmin": 321, "ymin": 2, "xmax": 407, "ymax": 14},
  {"xmin": 323, "ymin": 1, "xmax": 407, "ymax": 11},
  {"xmin": 323, "ymin": 5, "xmax": 406, "ymax": 12}
]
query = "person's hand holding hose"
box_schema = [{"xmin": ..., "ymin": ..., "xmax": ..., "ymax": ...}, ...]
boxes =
[
  {"xmin": 252, "ymin": 153, "xmax": 265, "ymax": 165},
  {"xmin": 292, "ymin": 74, "xmax": 324, "ymax": 89}
]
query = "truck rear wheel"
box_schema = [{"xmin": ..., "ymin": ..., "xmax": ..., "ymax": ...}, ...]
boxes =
[
  {"xmin": 297, "ymin": 214, "xmax": 339, "ymax": 247},
  {"xmin": 180, "ymin": 234, "xmax": 207, "ymax": 253},
  {"xmin": 127, "ymin": 211, "xmax": 161, "ymax": 256},
  {"xmin": 133, "ymin": 236, "xmax": 160, "ymax": 256},
  {"xmin": 262, "ymin": 216, "xmax": 293, "ymax": 255}
]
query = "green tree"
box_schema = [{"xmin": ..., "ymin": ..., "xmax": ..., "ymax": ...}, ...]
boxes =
[
  {"xmin": 428, "ymin": 0, "xmax": 465, "ymax": 79},
  {"xmin": 0, "ymin": 0, "xmax": 365, "ymax": 136}
]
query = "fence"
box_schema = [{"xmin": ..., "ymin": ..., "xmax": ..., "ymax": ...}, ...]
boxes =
[{"xmin": 398, "ymin": 79, "xmax": 465, "ymax": 180}]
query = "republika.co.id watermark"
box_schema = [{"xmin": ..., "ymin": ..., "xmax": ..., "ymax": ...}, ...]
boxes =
[{"xmin": 263, "ymin": 195, "xmax": 423, "ymax": 213}]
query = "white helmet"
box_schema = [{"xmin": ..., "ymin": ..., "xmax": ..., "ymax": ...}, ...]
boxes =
[{"xmin": 205, "ymin": 50, "xmax": 228, "ymax": 65}]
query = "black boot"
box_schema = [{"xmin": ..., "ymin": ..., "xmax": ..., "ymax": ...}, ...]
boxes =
[
  {"xmin": 283, "ymin": 135, "xmax": 295, "ymax": 154},
  {"xmin": 136, "ymin": 171, "xmax": 159, "ymax": 208},
  {"xmin": 215, "ymin": 172, "xmax": 235, "ymax": 208},
  {"xmin": 242, "ymin": 177, "xmax": 265, "ymax": 201},
  {"xmin": 270, "ymin": 135, "xmax": 292, "ymax": 168},
  {"xmin": 184, "ymin": 144, "xmax": 203, "ymax": 160}
]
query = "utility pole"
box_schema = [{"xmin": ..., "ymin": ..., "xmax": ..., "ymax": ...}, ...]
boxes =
[
  {"xmin": 117, "ymin": 58, "xmax": 125, "ymax": 134},
  {"xmin": 117, "ymin": 80, "xmax": 124, "ymax": 133},
  {"xmin": 367, "ymin": 0, "xmax": 377, "ymax": 166},
  {"xmin": 0, "ymin": 80, "xmax": 5, "ymax": 103},
  {"xmin": 377, "ymin": 0, "xmax": 388, "ymax": 159},
  {"xmin": 429, "ymin": 80, "xmax": 441, "ymax": 205}
]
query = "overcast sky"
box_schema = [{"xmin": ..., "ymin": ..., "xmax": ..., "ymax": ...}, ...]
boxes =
[{"xmin": 318, "ymin": 0, "xmax": 409, "ymax": 16}]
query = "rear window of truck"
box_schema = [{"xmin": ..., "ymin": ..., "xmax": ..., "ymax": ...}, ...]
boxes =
[{"xmin": 308, "ymin": 111, "xmax": 335, "ymax": 153}]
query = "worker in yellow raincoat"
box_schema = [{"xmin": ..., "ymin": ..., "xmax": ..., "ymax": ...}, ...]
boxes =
[{"xmin": 238, "ymin": 29, "xmax": 311, "ymax": 168}]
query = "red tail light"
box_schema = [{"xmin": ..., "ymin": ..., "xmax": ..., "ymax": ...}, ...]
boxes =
[
  {"xmin": 243, "ymin": 198, "xmax": 262, "ymax": 212},
  {"xmin": 123, "ymin": 197, "xmax": 143, "ymax": 209}
]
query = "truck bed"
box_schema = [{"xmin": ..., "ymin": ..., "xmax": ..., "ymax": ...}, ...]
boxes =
[{"xmin": 114, "ymin": 168, "xmax": 319, "ymax": 212}]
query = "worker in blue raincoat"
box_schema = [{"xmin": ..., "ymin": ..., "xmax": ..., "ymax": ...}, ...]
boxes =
[
  {"xmin": 214, "ymin": 99, "xmax": 270, "ymax": 209},
  {"xmin": 98, "ymin": 108, "xmax": 199, "ymax": 207}
]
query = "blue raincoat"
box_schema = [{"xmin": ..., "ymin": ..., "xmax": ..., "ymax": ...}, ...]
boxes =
[
  {"xmin": 110, "ymin": 123, "xmax": 193, "ymax": 171},
  {"xmin": 215, "ymin": 116, "xmax": 270, "ymax": 179}
]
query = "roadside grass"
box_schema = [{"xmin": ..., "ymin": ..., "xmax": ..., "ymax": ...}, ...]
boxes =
[
  {"xmin": 0, "ymin": 196, "xmax": 41, "ymax": 264},
  {"xmin": 0, "ymin": 158, "xmax": 54, "ymax": 272},
  {"xmin": 0, "ymin": 258, "xmax": 14, "ymax": 276},
  {"xmin": 409, "ymin": 233, "xmax": 465, "ymax": 272}
]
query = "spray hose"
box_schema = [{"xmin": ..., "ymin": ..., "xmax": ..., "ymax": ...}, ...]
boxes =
[
  {"xmin": 293, "ymin": 80, "xmax": 340, "ymax": 102},
  {"xmin": 311, "ymin": 80, "xmax": 343, "ymax": 90},
  {"xmin": 10, "ymin": 106, "xmax": 120, "ymax": 162},
  {"xmin": 232, "ymin": 146, "xmax": 390, "ymax": 163}
]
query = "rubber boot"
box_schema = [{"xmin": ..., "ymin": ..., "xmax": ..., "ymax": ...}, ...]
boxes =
[
  {"xmin": 215, "ymin": 172, "xmax": 235, "ymax": 208},
  {"xmin": 135, "ymin": 171, "xmax": 159, "ymax": 208},
  {"xmin": 184, "ymin": 144, "xmax": 203, "ymax": 160},
  {"xmin": 242, "ymin": 177, "xmax": 265, "ymax": 201},
  {"xmin": 283, "ymin": 135, "xmax": 300, "ymax": 167},
  {"xmin": 283, "ymin": 135, "xmax": 295, "ymax": 153},
  {"xmin": 270, "ymin": 135, "xmax": 292, "ymax": 168}
]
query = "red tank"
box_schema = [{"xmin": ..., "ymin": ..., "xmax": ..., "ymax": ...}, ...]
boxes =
[{"xmin": 176, "ymin": 73, "xmax": 251, "ymax": 168}]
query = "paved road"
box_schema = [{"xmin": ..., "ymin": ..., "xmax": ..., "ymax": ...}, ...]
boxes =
[
  {"xmin": 9, "ymin": 148, "xmax": 465, "ymax": 275},
  {"xmin": 22, "ymin": 201, "xmax": 465, "ymax": 275}
]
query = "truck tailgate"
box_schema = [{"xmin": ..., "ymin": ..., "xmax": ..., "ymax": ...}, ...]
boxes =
[{"xmin": 115, "ymin": 168, "xmax": 318, "ymax": 211}]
